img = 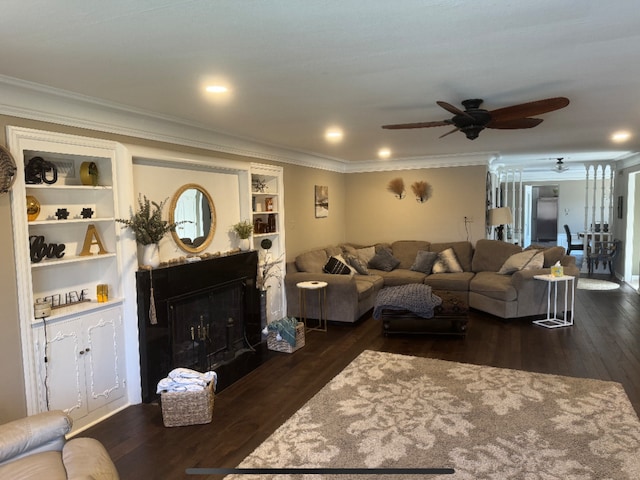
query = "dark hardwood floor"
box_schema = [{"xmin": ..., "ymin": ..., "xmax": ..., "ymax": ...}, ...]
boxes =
[{"xmin": 82, "ymin": 276, "xmax": 640, "ymax": 479}]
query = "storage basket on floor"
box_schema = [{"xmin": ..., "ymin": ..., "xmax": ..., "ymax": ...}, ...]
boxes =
[
  {"xmin": 160, "ymin": 380, "xmax": 214, "ymax": 427},
  {"xmin": 267, "ymin": 321, "xmax": 305, "ymax": 353}
]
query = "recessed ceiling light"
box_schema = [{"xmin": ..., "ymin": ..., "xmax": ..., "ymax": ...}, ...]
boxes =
[
  {"xmin": 378, "ymin": 148, "xmax": 391, "ymax": 159},
  {"xmin": 205, "ymin": 85, "xmax": 229, "ymax": 93},
  {"xmin": 611, "ymin": 130, "xmax": 631, "ymax": 143},
  {"xmin": 325, "ymin": 128, "xmax": 343, "ymax": 143}
]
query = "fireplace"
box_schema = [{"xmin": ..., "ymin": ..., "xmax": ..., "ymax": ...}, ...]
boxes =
[{"xmin": 136, "ymin": 251, "xmax": 265, "ymax": 402}]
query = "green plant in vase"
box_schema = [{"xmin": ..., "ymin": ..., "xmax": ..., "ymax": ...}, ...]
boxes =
[{"xmin": 231, "ymin": 220, "xmax": 253, "ymax": 251}]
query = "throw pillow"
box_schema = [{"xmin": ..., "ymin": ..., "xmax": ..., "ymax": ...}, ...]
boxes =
[
  {"xmin": 345, "ymin": 253, "xmax": 369, "ymax": 275},
  {"xmin": 410, "ymin": 250, "xmax": 438, "ymax": 274},
  {"xmin": 356, "ymin": 246, "xmax": 376, "ymax": 265},
  {"xmin": 323, "ymin": 255, "xmax": 352, "ymax": 275},
  {"xmin": 432, "ymin": 248, "xmax": 464, "ymax": 273},
  {"xmin": 368, "ymin": 248, "xmax": 401, "ymax": 272},
  {"xmin": 498, "ymin": 250, "xmax": 544, "ymax": 274}
]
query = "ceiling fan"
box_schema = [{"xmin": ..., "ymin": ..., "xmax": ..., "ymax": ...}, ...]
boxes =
[
  {"xmin": 553, "ymin": 158, "xmax": 569, "ymax": 173},
  {"xmin": 382, "ymin": 97, "xmax": 570, "ymax": 140}
]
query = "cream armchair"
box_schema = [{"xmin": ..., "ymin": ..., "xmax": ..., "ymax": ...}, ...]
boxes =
[{"xmin": 0, "ymin": 410, "xmax": 118, "ymax": 479}]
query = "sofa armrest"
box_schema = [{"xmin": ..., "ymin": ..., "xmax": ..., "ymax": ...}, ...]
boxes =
[{"xmin": 0, "ymin": 410, "xmax": 72, "ymax": 466}]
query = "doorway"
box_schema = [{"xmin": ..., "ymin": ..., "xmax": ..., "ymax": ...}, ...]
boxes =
[{"xmin": 624, "ymin": 171, "xmax": 639, "ymax": 292}]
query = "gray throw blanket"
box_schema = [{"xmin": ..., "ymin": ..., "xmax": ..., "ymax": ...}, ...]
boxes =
[{"xmin": 373, "ymin": 284, "xmax": 442, "ymax": 319}]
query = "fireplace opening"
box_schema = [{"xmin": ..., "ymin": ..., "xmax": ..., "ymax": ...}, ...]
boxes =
[{"xmin": 169, "ymin": 279, "xmax": 253, "ymax": 372}]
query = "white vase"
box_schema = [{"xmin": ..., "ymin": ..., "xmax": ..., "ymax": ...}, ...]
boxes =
[
  {"xmin": 239, "ymin": 238, "xmax": 250, "ymax": 251},
  {"xmin": 141, "ymin": 243, "xmax": 160, "ymax": 268}
]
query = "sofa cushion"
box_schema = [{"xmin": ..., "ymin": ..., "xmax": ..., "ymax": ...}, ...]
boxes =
[
  {"xmin": 356, "ymin": 246, "xmax": 376, "ymax": 265},
  {"xmin": 355, "ymin": 275, "xmax": 384, "ymax": 301},
  {"xmin": 295, "ymin": 249, "xmax": 328, "ymax": 273},
  {"xmin": 526, "ymin": 245, "xmax": 566, "ymax": 267},
  {"xmin": 323, "ymin": 255, "xmax": 352, "ymax": 275},
  {"xmin": 63, "ymin": 437, "xmax": 120, "ymax": 480},
  {"xmin": 472, "ymin": 239, "xmax": 523, "ymax": 272},
  {"xmin": 469, "ymin": 271, "xmax": 518, "ymax": 301},
  {"xmin": 410, "ymin": 250, "xmax": 438, "ymax": 274},
  {"xmin": 391, "ymin": 240, "xmax": 431, "ymax": 269},
  {"xmin": 344, "ymin": 253, "xmax": 369, "ymax": 275},
  {"xmin": 430, "ymin": 241, "xmax": 474, "ymax": 272},
  {"xmin": 373, "ymin": 269, "xmax": 427, "ymax": 286},
  {"xmin": 425, "ymin": 272, "xmax": 475, "ymax": 292},
  {"xmin": 432, "ymin": 248, "xmax": 463, "ymax": 273},
  {"xmin": 368, "ymin": 248, "xmax": 401, "ymax": 272},
  {"xmin": 498, "ymin": 250, "xmax": 544, "ymax": 274},
  {"xmin": 0, "ymin": 451, "xmax": 67, "ymax": 480}
]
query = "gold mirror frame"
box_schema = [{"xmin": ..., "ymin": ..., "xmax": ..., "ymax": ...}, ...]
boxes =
[{"xmin": 169, "ymin": 183, "xmax": 216, "ymax": 253}]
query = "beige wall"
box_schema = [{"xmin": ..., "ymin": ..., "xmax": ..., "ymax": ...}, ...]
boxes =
[
  {"xmin": 282, "ymin": 164, "xmax": 347, "ymax": 259},
  {"xmin": 344, "ymin": 166, "xmax": 488, "ymax": 245}
]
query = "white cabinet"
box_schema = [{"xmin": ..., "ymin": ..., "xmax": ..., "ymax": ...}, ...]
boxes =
[
  {"xmin": 33, "ymin": 307, "xmax": 126, "ymax": 423},
  {"xmin": 250, "ymin": 163, "xmax": 286, "ymax": 323},
  {"xmin": 8, "ymin": 127, "xmax": 133, "ymax": 430}
]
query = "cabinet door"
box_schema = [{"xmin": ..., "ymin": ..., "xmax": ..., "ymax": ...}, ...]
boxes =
[
  {"xmin": 83, "ymin": 308, "xmax": 126, "ymax": 412},
  {"xmin": 44, "ymin": 319, "xmax": 88, "ymax": 420}
]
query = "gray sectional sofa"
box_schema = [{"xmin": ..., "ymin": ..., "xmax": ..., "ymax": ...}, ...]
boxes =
[{"xmin": 284, "ymin": 239, "xmax": 579, "ymax": 323}]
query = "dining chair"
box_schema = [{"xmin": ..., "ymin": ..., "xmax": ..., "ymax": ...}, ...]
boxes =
[{"xmin": 564, "ymin": 225, "xmax": 584, "ymax": 255}]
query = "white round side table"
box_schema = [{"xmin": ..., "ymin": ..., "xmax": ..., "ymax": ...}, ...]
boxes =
[{"xmin": 296, "ymin": 281, "xmax": 328, "ymax": 332}]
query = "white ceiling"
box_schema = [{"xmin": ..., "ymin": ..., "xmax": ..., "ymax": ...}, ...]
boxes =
[{"xmin": 1, "ymin": 0, "xmax": 639, "ymax": 175}]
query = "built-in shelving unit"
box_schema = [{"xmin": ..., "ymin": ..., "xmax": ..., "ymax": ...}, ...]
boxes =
[
  {"xmin": 8, "ymin": 127, "xmax": 134, "ymax": 431},
  {"xmin": 250, "ymin": 163, "xmax": 286, "ymax": 323}
]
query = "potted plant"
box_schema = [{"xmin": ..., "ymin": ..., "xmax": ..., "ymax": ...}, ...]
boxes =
[
  {"xmin": 117, "ymin": 194, "xmax": 184, "ymax": 267},
  {"xmin": 231, "ymin": 220, "xmax": 253, "ymax": 250}
]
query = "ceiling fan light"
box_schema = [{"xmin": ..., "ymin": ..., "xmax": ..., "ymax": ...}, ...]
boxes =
[{"xmin": 378, "ymin": 148, "xmax": 391, "ymax": 159}]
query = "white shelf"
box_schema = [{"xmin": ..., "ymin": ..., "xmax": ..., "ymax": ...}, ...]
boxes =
[
  {"xmin": 29, "ymin": 217, "xmax": 115, "ymax": 226},
  {"xmin": 31, "ymin": 252, "xmax": 117, "ymax": 269},
  {"xmin": 32, "ymin": 298, "xmax": 124, "ymax": 325}
]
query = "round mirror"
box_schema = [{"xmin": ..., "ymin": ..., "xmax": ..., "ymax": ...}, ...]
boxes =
[{"xmin": 169, "ymin": 183, "xmax": 216, "ymax": 253}]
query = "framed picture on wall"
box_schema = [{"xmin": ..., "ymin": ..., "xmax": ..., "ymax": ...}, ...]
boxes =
[
  {"xmin": 315, "ymin": 185, "xmax": 328, "ymax": 218},
  {"xmin": 618, "ymin": 195, "xmax": 624, "ymax": 219}
]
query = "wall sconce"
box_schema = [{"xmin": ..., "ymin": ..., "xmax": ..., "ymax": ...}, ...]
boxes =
[
  {"xmin": 488, "ymin": 207, "xmax": 513, "ymax": 241},
  {"xmin": 411, "ymin": 181, "xmax": 432, "ymax": 203},
  {"xmin": 387, "ymin": 177, "xmax": 405, "ymax": 199}
]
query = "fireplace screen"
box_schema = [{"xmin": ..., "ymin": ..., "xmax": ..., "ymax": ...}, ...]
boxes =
[{"xmin": 168, "ymin": 278, "xmax": 248, "ymax": 372}]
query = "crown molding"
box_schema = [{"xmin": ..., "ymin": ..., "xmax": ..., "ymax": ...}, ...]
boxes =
[
  {"xmin": 0, "ymin": 75, "xmax": 350, "ymax": 171},
  {"xmin": 343, "ymin": 152, "xmax": 495, "ymax": 173}
]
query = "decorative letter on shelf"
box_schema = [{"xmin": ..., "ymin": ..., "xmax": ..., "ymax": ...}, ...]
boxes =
[
  {"xmin": 79, "ymin": 224, "xmax": 108, "ymax": 256},
  {"xmin": 30, "ymin": 235, "xmax": 66, "ymax": 263}
]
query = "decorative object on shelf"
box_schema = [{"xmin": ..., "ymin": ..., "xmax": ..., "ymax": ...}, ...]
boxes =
[
  {"xmin": 81, "ymin": 207, "xmax": 94, "ymax": 219},
  {"xmin": 268, "ymin": 214, "xmax": 276, "ymax": 233},
  {"xmin": 254, "ymin": 217, "xmax": 264, "ymax": 233},
  {"xmin": 315, "ymin": 185, "xmax": 328, "ymax": 218},
  {"xmin": 260, "ymin": 238, "xmax": 273, "ymax": 250},
  {"xmin": 29, "ymin": 235, "xmax": 66, "ymax": 263},
  {"xmin": 40, "ymin": 289, "xmax": 90, "ymax": 309},
  {"xmin": 97, "ymin": 284, "xmax": 109, "ymax": 302},
  {"xmin": 80, "ymin": 161, "xmax": 99, "ymax": 186},
  {"xmin": 26, "ymin": 195, "xmax": 40, "ymax": 221},
  {"xmin": 55, "ymin": 208, "xmax": 69, "ymax": 220},
  {"xmin": 0, "ymin": 145, "xmax": 17, "ymax": 195},
  {"xmin": 79, "ymin": 224, "xmax": 108, "ymax": 256},
  {"xmin": 231, "ymin": 220, "xmax": 253, "ymax": 251},
  {"xmin": 24, "ymin": 156, "xmax": 58, "ymax": 185},
  {"xmin": 488, "ymin": 207, "xmax": 513, "ymax": 241},
  {"xmin": 411, "ymin": 180, "xmax": 432, "ymax": 203},
  {"xmin": 265, "ymin": 197, "xmax": 274, "ymax": 211},
  {"xmin": 387, "ymin": 177, "xmax": 405, "ymax": 199},
  {"xmin": 33, "ymin": 299, "xmax": 52, "ymax": 319},
  {"xmin": 116, "ymin": 194, "xmax": 184, "ymax": 245},
  {"xmin": 252, "ymin": 177, "xmax": 267, "ymax": 193}
]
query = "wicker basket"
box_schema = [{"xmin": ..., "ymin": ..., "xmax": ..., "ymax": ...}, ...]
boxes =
[
  {"xmin": 160, "ymin": 380, "xmax": 215, "ymax": 427},
  {"xmin": 267, "ymin": 321, "xmax": 305, "ymax": 353}
]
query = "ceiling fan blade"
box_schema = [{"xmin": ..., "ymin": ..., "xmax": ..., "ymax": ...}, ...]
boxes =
[
  {"xmin": 486, "ymin": 118, "xmax": 544, "ymax": 129},
  {"xmin": 382, "ymin": 120, "xmax": 451, "ymax": 129},
  {"xmin": 439, "ymin": 127, "xmax": 460, "ymax": 138},
  {"xmin": 489, "ymin": 97, "xmax": 569, "ymax": 122},
  {"xmin": 436, "ymin": 101, "xmax": 474, "ymax": 119}
]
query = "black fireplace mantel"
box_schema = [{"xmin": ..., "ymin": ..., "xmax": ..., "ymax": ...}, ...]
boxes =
[{"xmin": 136, "ymin": 251, "xmax": 264, "ymax": 402}]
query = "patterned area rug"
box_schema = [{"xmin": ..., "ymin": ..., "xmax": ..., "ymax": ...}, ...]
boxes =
[
  {"xmin": 228, "ymin": 350, "xmax": 640, "ymax": 479},
  {"xmin": 577, "ymin": 278, "xmax": 620, "ymax": 291}
]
